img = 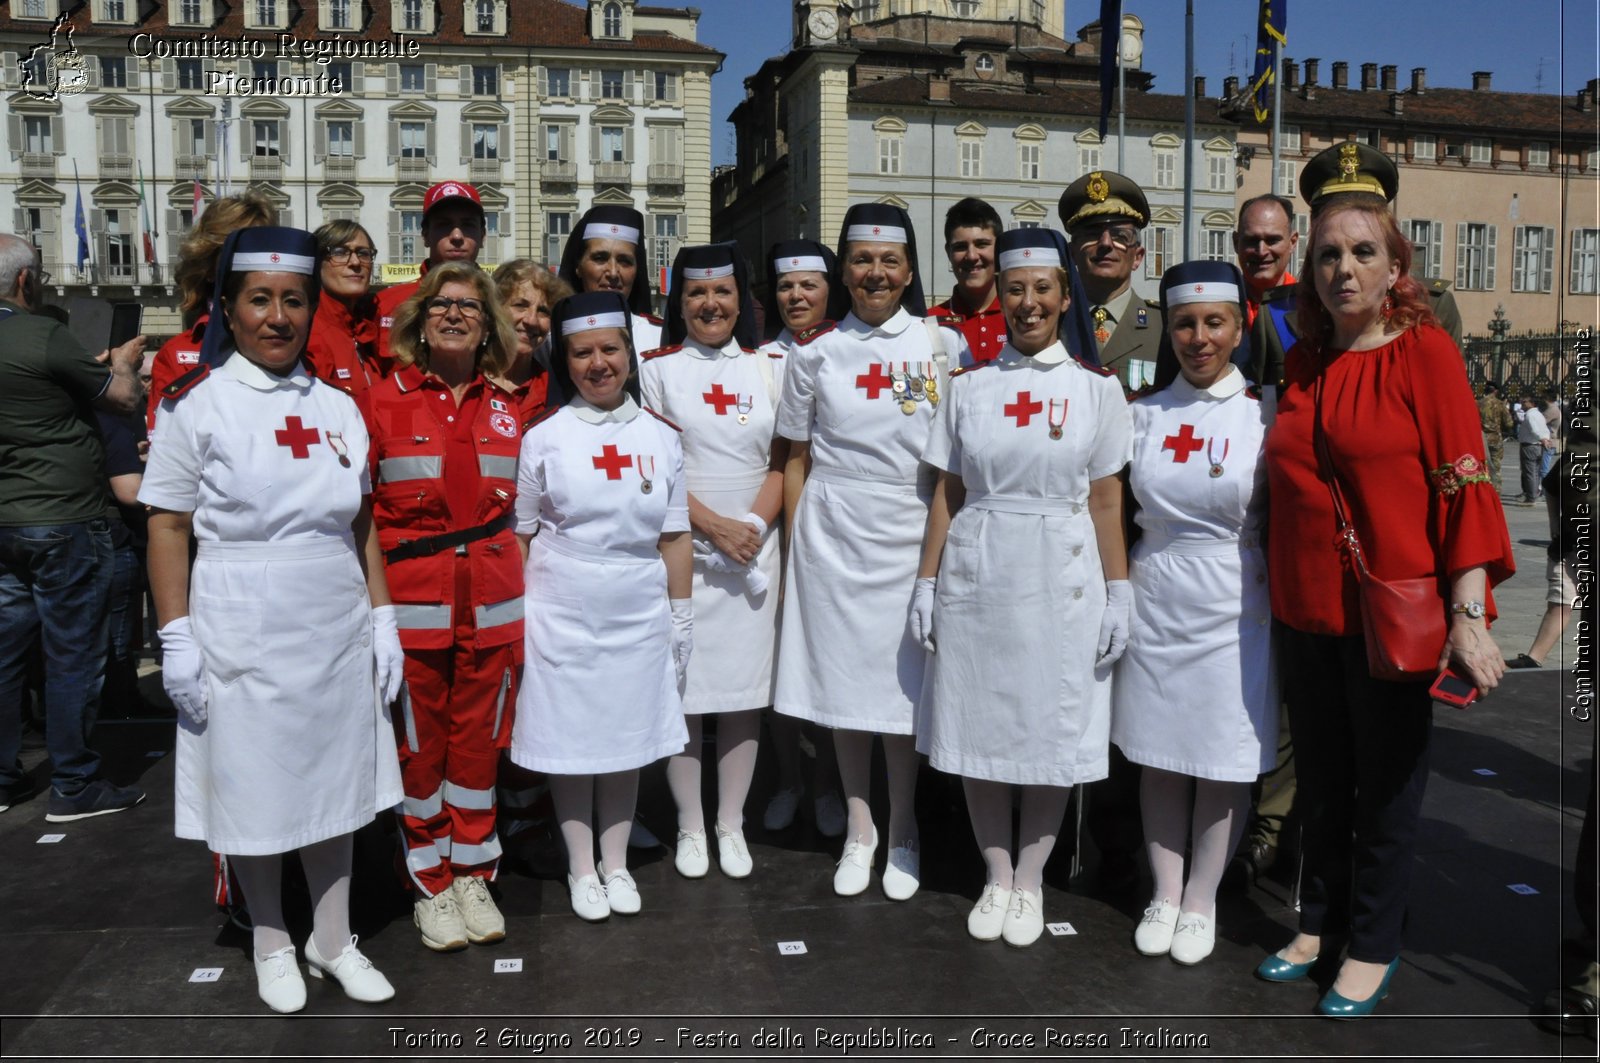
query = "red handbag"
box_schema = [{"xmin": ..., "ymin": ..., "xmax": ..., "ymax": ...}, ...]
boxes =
[{"xmin": 1314, "ymin": 378, "xmax": 1447, "ymax": 681}]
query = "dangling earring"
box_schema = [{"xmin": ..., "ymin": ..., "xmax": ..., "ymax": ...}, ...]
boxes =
[{"xmin": 1381, "ymin": 289, "xmax": 1395, "ymax": 319}]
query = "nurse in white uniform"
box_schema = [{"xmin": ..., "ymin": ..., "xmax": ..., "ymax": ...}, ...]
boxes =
[
  {"xmin": 640, "ymin": 243, "xmax": 783, "ymax": 880},
  {"xmin": 912, "ymin": 227, "xmax": 1133, "ymax": 947},
  {"xmin": 557, "ymin": 205, "xmax": 665, "ymax": 353},
  {"xmin": 755, "ymin": 240, "xmax": 847, "ymax": 841},
  {"xmin": 142, "ymin": 227, "xmax": 404, "ymax": 1013},
  {"xmin": 1115, "ymin": 261, "xmax": 1276, "ymax": 966},
  {"xmin": 511, "ymin": 291, "xmax": 692, "ymax": 922},
  {"xmin": 774, "ymin": 203, "xmax": 967, "ymax": 901}
]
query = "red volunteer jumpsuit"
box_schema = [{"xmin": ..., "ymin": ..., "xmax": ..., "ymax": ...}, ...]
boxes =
[
  {"xmin": 362, "ymin": 365, "xmax": 524, "ymax": 897},
  {"xmin": 374, "ymin": 271, "xmax": 424, "ymax": 366},
  {"xmin": 146, "ymin": 316, "xmax": 208, "ymax": 430},
  {"xmin": 305, "ymin": 293, "xmax": 386, "ymax": 397},
  {"xmin": 929, "ymin": 292, "xmax": 1007, "ymax": 363}
]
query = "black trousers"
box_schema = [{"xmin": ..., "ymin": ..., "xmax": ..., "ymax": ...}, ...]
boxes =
[{"xmin": 1282, "ymin": 628, "xmax": 1433, "ymax": 963}]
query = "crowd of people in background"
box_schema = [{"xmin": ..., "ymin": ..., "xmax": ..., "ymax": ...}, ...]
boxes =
[{"xmin": 0, "ymin": 138, "xmax": 1589, "ymax": 1027}]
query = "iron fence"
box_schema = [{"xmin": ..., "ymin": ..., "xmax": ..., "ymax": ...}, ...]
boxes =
[{"xmin": 1461, "ymin": 327, "xmax": 1593, "ymax": 400}]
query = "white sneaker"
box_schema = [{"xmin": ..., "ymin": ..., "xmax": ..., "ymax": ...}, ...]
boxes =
[
  {"xmin": 762, "ymin": 786, "xmax": 803, "ymax": 831},
  {"xmin": 451, "ymin": 876, "xmax": 506, "ymax": 945},
  {"xmin": 832, "ymin": 825, "xmax": 878, "ymax": 896},
  {"xmin": 881, "ymin": 841, "xmax": 920, "ymax": 901},
  {"xmin": 599, "ymin": 863, "xmax": 642, "ymax": 915},
  {"xmin": 567, "ymin": 873, "xmax": 610, "ymax": 921},
  {"xmin": 967, "ymin": 884, "xmax": 1011, "ymax": 941},
  {"xmin": 1134, "ymin": 898, "xmax": 1179, "ymax": 956},
  {"xmin": 716, "ymin": 822, "xmax": 753, "ymax": 878},
  {"xmin": 253, "ymin": 945, "xmax": 306, "ymax": 1014},
  {"xmin": 675, "ymin": 828, "xmax": 710, "ymax": 878},
  {"xmin": 813, "ymin": 792, "xmax": 847, "ymax": 838},
  {"xmin": 413, "ymin": 890, "xmax": 469, "ymax": 952},
  {"xmin": 304, "ymin": 935, "xmax": 395, "ymax": 1003},
  {"xmin": 1003, "ymin": 888, "xmax": 1045, "ymax": 948},
  {"xmin": 1169, "ymin": 911, "xmax": 1216, "ymax": 965}
]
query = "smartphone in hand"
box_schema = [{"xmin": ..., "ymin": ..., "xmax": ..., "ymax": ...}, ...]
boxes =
[{"xmin": 1429, "ymin": 668, "xmax": 1479, "ymax": 709}]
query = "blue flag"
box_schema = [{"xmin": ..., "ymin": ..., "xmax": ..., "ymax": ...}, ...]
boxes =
[
  {"xmin": 74, "ymin": 184, "xmax": 89, "ymax": 270},
  {"xmin": 1097, "ymin": 0, "xmax": 1122, "ymax": 140},
  {"xmin": 1249, "ymin": 0, "xmax": 1288, "ymax": 124}
]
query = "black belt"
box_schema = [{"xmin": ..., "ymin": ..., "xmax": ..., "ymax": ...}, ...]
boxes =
[{"xmin": 385, "ymin": 513, "xmax": 513, "ymax": 564}]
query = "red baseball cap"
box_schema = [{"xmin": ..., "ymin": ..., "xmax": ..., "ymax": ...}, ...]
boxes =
[{"xmin": 423, "ymin": 181, "xmax": 483, "ymax": 218}]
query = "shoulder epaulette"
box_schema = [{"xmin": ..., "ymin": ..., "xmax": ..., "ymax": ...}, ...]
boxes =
[
  {"xmin": 1144, "ymin": 298, "xmax": 1161, "ymax": 308},
  {"xmin": 796, "ymin": 321, "xmax": 836, "ymax": 345},
  {"xmin": 1072, "ymin": 356, "xmax": 1116, "ymax": 377},
  {"xmin": 162, "ymin": 364, "xmax": 210, "ymax": 400},
  {"xmin": 947, "ymin": 362, "xmax": 991, "ymax": 379},
  {"xmin": 644, "ymin": 407, "xmax": 681, "ymax": 432},
  {"xmin": 1128, "ymin": 383, "xmax": 1161, "ymax": 401},
  {"xmin": 641, "ymin": 312, "xmax": 665, "ymax": 326},
  {"xmin": 1245, "ymin": 384, "xmax": 1263, "ymax": 401},
  {"xmin": 1260, "ymin": 285, "xmax": 1297, "ymax": 305},
  {"xmin": 740, "ymin": 345, "xmax": 759, "ymax": 355},
  {"xmin": 766, "ymin": 349, "xmax": 784, "ymax": 359},
  {"xmin": 522, "ymin": 404, "xmax": 561, "ymax": 432},
  {"xmin": 641, "ymin": 344, "xmax": 682, "ymax": 361}
]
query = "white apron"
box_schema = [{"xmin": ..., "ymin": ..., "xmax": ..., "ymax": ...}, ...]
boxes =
[
  {"xmin": 915, "ymin": 342, "xmax": 1133, "ymax": 785},
  {"xmin": 1112, "ymin": 369, "xmax": 1278, "ymax": 782}
]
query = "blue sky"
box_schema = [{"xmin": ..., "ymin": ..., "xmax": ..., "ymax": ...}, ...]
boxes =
[{"xmin": 690, "ymin": 0, "xmax": 1600, "ymax": 166}]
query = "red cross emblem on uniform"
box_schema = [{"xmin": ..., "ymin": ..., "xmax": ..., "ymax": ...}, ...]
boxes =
[
  {"xmin": 1022, "ymin": 249, "xmax": 1032, "ymax": 259},
  {"xmin": 275, "ymin": 416, "xmax": 320, "ymax": 459},
  {"xmin": 872, "ymin": 226, "xmax": 882, "ymax": 235},
  {"xmin": 1193, "ymin": 285, "xmax": 1204, "ymax": 294},
  {"xmin": 1003, "ymin": 391, "xmax": 1043, "ymax": 427},
  {"xmin": 790, "ymin": 258, "xmax": 800, "ymax": 266},
  {"xmin": 702, "ymin": 383, "xmax": 738, "ymax": 415},
  {"xmin": 609, "ymin": 225, "xmax": 619, "ymax": 234},
  {"xmin": 855, "ymin": 363, "xmax": 893, "ymax": 399},
  {"xmin": 269, "ymin": 253, "xmax": 281, "ymax": 263},
  {"xmin": 592, "ymin": 444, "xmax": 633, "ymax": 480},
  {"xmin": 587, "ymin": 317, "xmax": 597, "ymax": 326},
  {"xmin": 1162, "ymin": 423, "xmax": 1204, "ymax": 463}
]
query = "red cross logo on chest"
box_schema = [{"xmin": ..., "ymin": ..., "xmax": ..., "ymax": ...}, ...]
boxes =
[
  {"xmin": 1003, "ymin": 391, "xmax": 1044, "ymax": 427},
  {"xmin": 855, "ymin": 363, "xmax": 893, "ymax": 399},
  {"xmin": 592, "ymin": 444, "xmax": 633, "ymax": 480},
  {"xmin": 1162, "ymin": 423, "xmax": 1204, "ymax": 463},
  {"xmin": 702, "ymin": 383, "xmax": 738, "ymax": 415},
  {"xmin": 274, "ymin": 416, "xmax": 320, "ymax": 459}
]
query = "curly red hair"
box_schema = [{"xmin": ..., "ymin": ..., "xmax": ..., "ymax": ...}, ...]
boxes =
[{"xmin": 1294, "ymin": 193, "xmax": 1438, "ymax": 350}]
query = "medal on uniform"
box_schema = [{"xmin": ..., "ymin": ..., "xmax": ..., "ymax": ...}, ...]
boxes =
[
  {"xmin": 736, "ymin": 394, "xmax": 753, "ymax": 426},
  {"xmin": 1092, "ymin": 306, "xmax": 1110, "ymax": 345},
  {"xmin": 909, "ymin": 370, "xmax": 926, "ymax": 401},
  {"xmin": 325, "ymin": 430, "xmax": 351, "ymax": 468},
  {"xmin": 1047, "ymin": 399, "xmax": 1068, "ymax": 441},
  {"xmin": 900, "ymin": 398, "xmax": 917, "ymax": 415},
  {"xmin": 891, "ymin": 363, "xmax": 908, "ymax": 396},
  {"xmin": 1206, "ymin": 437, "xmax": 1230, "ymax": 478},
  {"xmin": 636, "ymin": 454, "xmax": 656, "ymax": 494},
  {"xmin": 924, "ymin": 377, "xmax": 939, "ymax": 406}
]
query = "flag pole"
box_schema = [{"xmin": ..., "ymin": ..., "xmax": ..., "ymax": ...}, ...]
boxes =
[
  {"xmin": 1271, "ymin": 30, "xmax": 1283, "ymax": 199},
  {"xmin": 1182, "ymin": 0, "xmax": 1194, "ymax": 259},
  {"xmin": 1116, "ymin": 24, "xmax": 1125, "ymax": 171}
]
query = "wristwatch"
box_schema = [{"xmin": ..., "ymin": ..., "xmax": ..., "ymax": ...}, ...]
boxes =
[{"xmin": 1451, "ymin": 600, "xmax": 1487, "ymax": 620}]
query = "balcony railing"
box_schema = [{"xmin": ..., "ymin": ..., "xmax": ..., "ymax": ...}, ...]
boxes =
[
  {"xmin": 249, "ymin": 155, "xmax": 283, "ymax": 180},
  {"xmin": 396, "ymin": 156, "xmax": 430, "ymax": 181},
  {"xmin": 173, "ymin": 154, "xmax": 209, "ymax": 178},
  {"xmin": 100, "ymin": 155, "xmax": 133, "ymax": 179},
  {"xmin": 540, "ymin": 159, "xmax": 577, "ymax": 185},
  {"xmin": 593, "ymin": 160, "xmax": 632, "ymax": 185},
  {"xmin": 324, "ymin": 156, "xmax": 357, "ymax": 181},
  {"xmin": 469, "ymin": 157, "xmax": 501, "ymax": 183},
  {"xmin": 647, "ymin": 162, "xmax": 683, "ymax": 190},
  {"xmin": 20, "ymin": 151, "xmax": 56, "ymax": 178}
]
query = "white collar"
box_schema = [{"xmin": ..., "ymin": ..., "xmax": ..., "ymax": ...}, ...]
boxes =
[
  {"xmin": 772, "ymin": 328, "xmax": 795, "ymax": 350},
  {"xmin": 841, "ymin": 307, "xmax": 914, "ymax": 338},
  {"xmin": 1171, "ymin": 364, "xmax": 1246, "ymax": 401},
  {"xmin": 684, "ymin": 336, "xmax": 744, "ymax": 360},
  {"xmin": 220, "ymin": 351, "xmax": 313, "ymax": 392},
  {"xmin": 999, "ymin": 340, "xmax": 1069, "ymax": 366},
  {"xmin": 570, "ymin": 394, "xmax": 641, "ymax": 425}
]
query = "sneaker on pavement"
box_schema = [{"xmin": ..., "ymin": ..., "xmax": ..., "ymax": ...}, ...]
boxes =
[
  {"xmin": 413, "ymin": 889, "xmax": 469, "ymax": 952},
  {"xmin": 451, "ymin": 876, "xmax": 506, "ymax": 945},
  {"xmin": 44, "ymin": 779, "xmax": 145, "ymax": 823},
  {"xmin": 0, "ymin": 779, "xmax": 39, "ymax": 814}
]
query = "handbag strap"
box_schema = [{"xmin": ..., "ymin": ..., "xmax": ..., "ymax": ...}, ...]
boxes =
[{"xmin": 1312, "ymin": 372, "xmax": 1373, "ymax": 579}]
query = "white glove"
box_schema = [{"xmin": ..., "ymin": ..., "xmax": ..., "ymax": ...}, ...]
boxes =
[
  {"xmin": 1097, "ymin": 579, "xmax": 1133, "ymax": 664},
  {"xmin": 694, "ymin": 538, "xmax": 769, "ymax": 597},
  {"xmin": 158, "ymin": 616, "xmax": 207, "ymax": 725},
  {"xmin": 670, "ymin": 598, "xmax": 694, "ymax": 690},
  {"xmin": 742, "ymin": 512, "xmax": 768, "ymax": 539},
  {"xmin": 370, "ymin": 605, "xmax": 405, "ymax": 706},
  {"xmin": 909, "ymin": 577, "xmax": 938, "ymax": 653}
]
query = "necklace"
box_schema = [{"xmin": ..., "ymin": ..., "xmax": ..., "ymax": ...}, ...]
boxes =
[{"xmin": 1206, "ymin": 437, "xmax": 1230, "ymax": 478}]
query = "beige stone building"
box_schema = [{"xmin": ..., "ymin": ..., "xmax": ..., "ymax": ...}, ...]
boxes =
[{"xmin": 1225, "ymin": 61, "xmax": 1600, "ymax": 334}]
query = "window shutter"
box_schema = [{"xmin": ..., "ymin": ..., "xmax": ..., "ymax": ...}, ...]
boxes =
[
  {"xmin": 561, "ymin": 125, "xmax": 573, "ymax": 161},
  {"xmin": 0, "ymin": 52, "xmax": 17, "ymax": 89},
  {"xmin": 499, "ymin": 121, "xmax": 510, "ymax": 159},
  {"xmin": 95, "ymin": 117, "xmax": 105, "ymax": 159},
  {"xmin": 537, "ymin": 66, "xmax": 547, "ymax": 97},
  {"xmin": 1429, "ymin": 221, "xmax": 1442, "ymax": 276},
  {"xmin": 426, "ymin": 120, "xmax": 436, "ymax": 162},
  {"xmin": 623, "ymin": 69, "xmax": 634, "ymax": 101},
  {"xmin": 162, "ymin": 58, "xmax": 176, "ymax": 90},
  {"xmin": 204, "ymin": 118, "xmax": 217, "ymax": 155},
  {"xmin": 1485, "ymin": 225, "xmax": 1497, "ymax": 290},
  {"xmin": 387, "ymin": 119, "xmax": 399, "ymax": 163},
  {"xmin": 165, "ymin": 208, "xmax": 180, "ymax": 242},
  {"xmin": 460, "ymin": 120, "xmax": 472, "ymax": 163},
  {"xmin": 1455, "ymin": 222, "xmax": 1468, "ymax": 288},
  {"xmin": 353, "ymin": 120, "xmax": 365, "ymax": 158},
  {"xmin": 499, "ymin": 210, "xmax": 512, "ymax": 238},
  {"xmin": 12, "ymin": 207, "xmax": 25, "ymax": 232},
  {"xmin": 590, "ymin": 124, "xmax": 600, "ymax": 161},
  {"xmin": 313, "ymin": 118, "xmax": 326, "ymax": 162},
  {"xmin": 279, "ymin": 208, "xmax": 293, "ymax": 229},
  {"xmin": 1573, "ymin": 231, "xmax": 1584, "ymax": 294},
  {"xmin": 278, "ymin": 119, "xmax": 290, "ymax": 164},
  {"xmin": 461, "ymin": 64, "xmax": 474, "ymax": 95},
  {"xmin": 84, "ymin": 61, "xmax": 99, "ymax": 90},
  {"xmin": 278, "ymin": 60, "xmax": 291, "ymax": 79},
  {"xmin": 1540, "ymin": 226, "xmax": 1555, "ymax": 292},
  {"xmin": 386, "ymin": 63, "xmax": 399, "ymax": 95},
  {"xmin": 424, "ymin": 63, "xmax": 437, "ymax": 96},
  {"xmin": 7, "ymin": 113, "xmax": 21, "ymax": 160},
  {"xmin": 624, "ymin": 126, "xmax": 634, "ymax": 162},
  {"xmin": 241, "ymin": 120, "xmax": 252, "ymax": 162},
  {"xmin": 1512, "ymin": 226, "xmax": 1527, "ymax": 292},
  {"xmin": 389, "ymin": 209, "xmax": 402, "ymax": 260}
]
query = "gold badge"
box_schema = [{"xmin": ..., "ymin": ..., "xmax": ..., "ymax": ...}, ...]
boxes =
[
  {"xmin": 1086, "ymin": 172, "xmax": 1110, "ymax": 203},
  {"xmin": 1338, "ymin": 142, "xmax": 1360, "ymax": 180}
]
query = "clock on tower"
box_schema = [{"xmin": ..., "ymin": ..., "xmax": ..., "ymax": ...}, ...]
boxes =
[{"xmin": 795, "ymin": 1, "xmax": 842, "ymax": 47}]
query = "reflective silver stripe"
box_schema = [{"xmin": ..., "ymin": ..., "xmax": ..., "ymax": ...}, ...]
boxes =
[
  {"xmin": 395, "ymin": 603, "xmax": 451, "ymax": 630},
  {"xmin": 475, "ymin": 597, "xmax": 523, "ymax": 629},
  {"xmin": 450, "ymin": 837, "xmax": 503, "ymax": 868},
  {"xmin": 491, "ymin": 668, "xmax": 510, "ymax": 741},
  {"xmin": 378, "ymin": 455, "xmax": 442, "ymax": 483},
  {"xmin": 443, "ymin": 780, "xmax": 496, "ymax": 811},
  {"xmin": 478, "ymin": 454, "xmax": 518, "ymax": 480},
  {"xmin": 405, "ymin": 843, "xmax": 443, "ymax": 891},
  {"xmin": 399, "ymin": 682, "xmax": 420, "ymax": 754},
  {"xmin": 403, "ymin": 784, "xmax": 443, "ymax": 821}
]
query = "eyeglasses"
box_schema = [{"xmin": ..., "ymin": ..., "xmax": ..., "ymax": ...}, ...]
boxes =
[
  {"xmin": 424, "ymin": 296, "xmax": 484, "ymax": 318},
  {"xmin": 1073, "ymin": 224, "xmax": 1140, "ymax": 249},
  {"xmin": 327, "ymin": 246, "xmax": 377, "ymax": 265},
  {"xmin": 35, "ymin": 269, "xmax": 52, "ymax": 287}
]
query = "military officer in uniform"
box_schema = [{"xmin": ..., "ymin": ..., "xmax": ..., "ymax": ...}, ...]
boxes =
[
  {"xmin": 1478, "ymin": 380, "xmax": 1516, "ymax": 491},
  {"xmin": 1058, "ymin": 170, "xmax": 1164, "ymax": 394}
]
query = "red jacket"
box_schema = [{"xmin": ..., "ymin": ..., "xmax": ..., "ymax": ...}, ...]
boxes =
[
  {"xmin": 147, "ymin": 316, "xmax": 208, "ymax": 429},
  {"xmin": 361, "ymin": 365, "xmax": 524, "ymax": 652},
  {"xmin": 306, "ymin": 294, "xmax": 385, "ymax": 396},
  {"xmin": 929, "ymin": 292, "xmax": 1007, "ymax": 362}
]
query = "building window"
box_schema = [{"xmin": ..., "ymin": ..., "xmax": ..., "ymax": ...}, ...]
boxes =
[
  {"xmin": 1275, "ymin": 159, "xmax": 1295, "ymax": 197},
  {"xmin": 402, "ymin": 0, "xmax": 424, "ymax": 31},
  {"xmin": 1077, "ymin": 143, "xmax": 1101, "ymax": 175},
  {"xmin": 1406, "ymin": 219, "xmax": 1442, "ymax": 278},
  {"xmin": 1455, "ymin": 222, "xmax": 1497, "ymax": 290},
  {"xmin": 653, "ymin": 214, "xmax": 678, "ymax": 273},
  {"xmin": 1203, "ymin": 228, "xmax": 1230, "ymax": 262},
  {"xmin": 400, "ymin": 64, "xmax": 425, "ymax": 92},
  {"xmin": 105, "ymin": 0, "xmax": 127, "ymax": 19},
  {"xmin": 1512, "ymin": 225, "xmax": 1554, "ymax": 293},
  {"xmin": 545, "ymin": 211, "xmax": 571, "ymax": 265},
  {"xmin": 603, "ymin": 2, "xmax": 622, "ymax": 36},
  {"xmin": 1208, "ymin": 152, "xmax": 1230, "ymax": 192},
  {"xmin": 599, "ymin": 126, "xmax": 626, "ymax": 162},
  {"xmin": 397, "ymin": 209, "xmax": 423, "ymax": 263},
  {"xmin": 102, "ymin": 208, "xmax": 134, "ymax": 279},
  {"xmin": 23, "ymin": 115, "xmax": 53, "ymax": 154},
  {"xmin": 328, "ymin": 62, "xmax": 353, "ymax": 92},
  {"xmin": 99, "ymin": 57, "xmax": 127, "ymax": 88},
  {"xmin": 1468, "ymin": 137, "xmax": 1492, "ymax": 164},
  {"xmin": 1153, "ymin": 147, "xmax": 1176, "ymax": 189},
  {"xmin": 328, "ymin": 0, "xmax": 352, "ymax": 28},
  {"xmin": 185, "ymin": 118, "xmax": 208, "ymax": 157},
  {"xmin": 327, "ymin": 120, "xmax": 354, "ymax": 157},
  {"xmin": 178, "ymin": 59, "xmax": 205, "ymax": 90},
  {"xmin": 959, "ymin": 138, "xmax": 982, "ymax": 179},
  {"xmin": 256, "ymin": 0, "xmax": 277, "ymax": 23},
  {"xmin": 476, "ymin": 0, "xmax": 496, "ymax": 32},
  {"xmin": 1018, "ymin": 142, "xmax": 1040, "ymax": 181},
  {"xmin": 179, "ymin": 0, "xmax": 204, "ymax": 23},
  {"xmin": 952, "ymin": 0, "xmax": 979, "ymax": 17},
  {"xmin": 253, "ymin": 120, "xmax": 280, "ymax": 157},
  {"xmin": 1031, "ymin": 0, "xmax": 1045, "ymax": 22},
  {"xmin": 20, "ymin": 0, "xmax": 47, "ymax": 16},
  {"xmin": 253, "ymin": 60, "xmax": 276, "ymax": 82},
  {"xmin": 544, "ymin": 124, "xmax": 562, "ymax": 161},
  {"xmin": 471, "ymin": 123, "xmax": 499, "ymax": 160},
  {"xmin": 653, "ymin": 71, "xmax": 677, "ymax": 102},
  {"xmin": 600, "ymin": 70, "xmax": 624, "ymax": 99},
  {"xmin": 1528, "ymin": 141, "xmax": 1550, "ymax": 168},
  {"xmin": 547, "ymin": 68, "xmax": 571, "ymax": 97},
  {"xmin": 1144, "ymin": 225, "xmax": 1174, "ymax": 279},
  {"xmin": 878, "ymin": 133, "xmax": 901, "ymax": 175},
  {"xmin": 975, "ymin": 54, "xmax": 994, "ymax": 73},
  {"xmin": 1572, "ymin": 229, "xmax": 1600, "ymax": 294},
  {"xmin": 399, "ymin": 121, "xmax": 427, "ymax": 159},
  {"xmin": 1281, "ymin": 125, "xmax": 1301, "ymax": 153},
  {"xmin": 856, "ymin": 0, "xmax": 879, "ymax": 19},
  {"xmin": 1413, "ymin": 133, "xmax": 1436, "ymax": 161},
  {"xmin": 472, "ymin": 66, "xmax": 498, "ymax": 95}
]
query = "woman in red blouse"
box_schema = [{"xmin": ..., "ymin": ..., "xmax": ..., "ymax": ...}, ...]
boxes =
[
  {"xmin": 304, "ymin": 221, "xmax": 384, "ymax": 397},
  {"xmin": 1261, "ymin": 191, "xmax": 1513, "ymax": 1016}
]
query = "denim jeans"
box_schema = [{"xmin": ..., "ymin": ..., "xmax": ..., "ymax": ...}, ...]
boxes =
[{"xmin": 0, "ymin": 520, "xmax": 114, "ymax": 793}]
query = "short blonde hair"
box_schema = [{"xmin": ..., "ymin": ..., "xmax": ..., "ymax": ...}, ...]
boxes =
[
  {"xmin": 492, "ymin": 258, "xmax": 572, "ymax": 308},
  {"xmin": 389, "ymin": 262, "xmax": 514, "ymax": 378},
  {"xmin": 175, "ymin": 191, "xmax": 278, "ymax": 322}
]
